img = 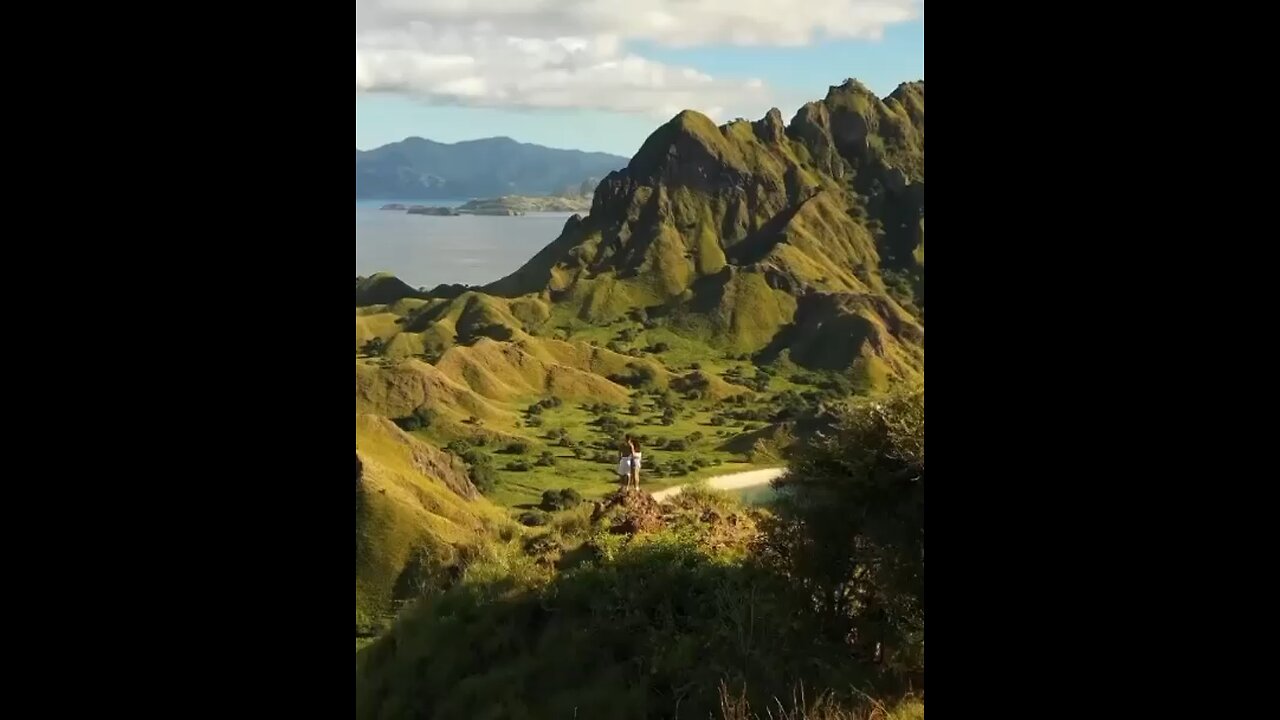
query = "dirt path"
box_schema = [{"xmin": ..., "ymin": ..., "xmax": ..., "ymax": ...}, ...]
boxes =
[{"xmin": 649, "ymin": 467, "xmax": 787, "ymax": 502}]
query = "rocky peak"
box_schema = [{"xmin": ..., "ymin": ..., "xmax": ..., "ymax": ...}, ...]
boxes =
[
  {"xmin": 752, "ymin": 107, "xmax": 786, "ymax": 144},
  {"xmin": 624, "ymin": 110, "xmax": 752, "ymax": 190}
]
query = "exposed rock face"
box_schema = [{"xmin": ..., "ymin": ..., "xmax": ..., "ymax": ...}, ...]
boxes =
[
  {"xmin": 753, "ymin": 108, "xmax": 787, "ymax": 144},
  {"xmin": 592, "ymin": 488, "xmax": 664, "ymax": 534},
  {"xmin": 368, "ymin": 415, "xmax": 480, "ymax": 500}
]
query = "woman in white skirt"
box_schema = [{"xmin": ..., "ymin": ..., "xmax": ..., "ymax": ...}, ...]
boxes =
[
  {"xmin": 626, "ymin": 435, "xmax": 642, "ymax": 490},
  {"xmin": 616, "ymin": 451, "xmax": 632, "ymax": 489}
]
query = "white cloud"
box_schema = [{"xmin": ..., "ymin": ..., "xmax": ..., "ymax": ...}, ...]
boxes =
[{"xmin": 355, "ymin": 0, "xmax": 920, "ymax": 117}]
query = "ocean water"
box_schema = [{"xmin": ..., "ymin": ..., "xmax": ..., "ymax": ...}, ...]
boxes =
[{"xmin": 355, "ymin": 199, "xmax": 576, "ymax": 289}]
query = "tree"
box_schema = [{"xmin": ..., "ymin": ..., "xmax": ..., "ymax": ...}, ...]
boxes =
[{"xmin": 760, "ymin": 388, "xmax": 924, "ymax": 675}]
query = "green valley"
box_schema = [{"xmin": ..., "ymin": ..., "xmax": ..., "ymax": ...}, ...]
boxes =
[{"xmin": 355, "ymin": 78, "xmax": 925, "ymax": 719}]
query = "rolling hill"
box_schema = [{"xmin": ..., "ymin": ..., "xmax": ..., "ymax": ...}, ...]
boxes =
[{"xmin": 355, "ymin": 413, "xmax": 515, "ymax": 625}]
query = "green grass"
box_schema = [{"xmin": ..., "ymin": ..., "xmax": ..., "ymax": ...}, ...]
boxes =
[{"xmin": 408, "ymin": 393, "xmax": 779, "ymax": 509}]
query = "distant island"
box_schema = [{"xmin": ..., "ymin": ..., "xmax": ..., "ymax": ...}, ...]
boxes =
[
  {"xmin": 355, "ymin": 135, "xmax": 623, "ymax": 199},
  {"xmin": 379, "ymin": 193, "xmax": 592, "ymax": 217},
  {"xmin": 405, "ymin": 205, "xmax": 460, "ymax": 216},
  {"xmin": 456, "ymin": 195, "xmax": 592, "ymax": 214}
]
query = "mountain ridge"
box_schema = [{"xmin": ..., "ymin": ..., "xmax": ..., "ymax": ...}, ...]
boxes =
[{"xmin": 356, "ymin": 136, "xmax": 628, "ymax": 200}]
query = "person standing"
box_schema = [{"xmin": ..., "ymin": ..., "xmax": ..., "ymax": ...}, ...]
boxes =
[
  {"xmin": 626, "ymin": 435, "xmax": 642, "ymax": 491},
  {"xmin": 616, "ymin": 440, "xmax": 633, "ymax": 490}
]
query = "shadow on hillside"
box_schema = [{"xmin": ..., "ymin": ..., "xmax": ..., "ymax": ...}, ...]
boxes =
[
  {"xmin": 356, "ymin": 543, "xmax": 893, "ymax": 720},
  {"xmin": 753, "ymin": 297, "xmax": 874, "ymax": 371},
  {"xmin": 724, "ymin": 201, "xmax": 808, "ymax": 267}
]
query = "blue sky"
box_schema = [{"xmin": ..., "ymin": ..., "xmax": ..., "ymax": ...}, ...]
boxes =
[{"xmin": 356, "ymin": 4, "xmax": 923, "ymax": 157}]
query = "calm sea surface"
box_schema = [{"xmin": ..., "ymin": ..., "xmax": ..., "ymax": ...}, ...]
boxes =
[{"xmin": 355, "ymin": 199, "xmax": 575, "ymax": 288}]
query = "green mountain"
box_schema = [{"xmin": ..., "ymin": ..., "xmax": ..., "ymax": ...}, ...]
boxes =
[
  {"xmin": 484, "ymin": 79, "xmax": 924, "ymax": 380},
  {"xmin": 355, "ymin": 136, "xmax": 627, "ymax": 199}
]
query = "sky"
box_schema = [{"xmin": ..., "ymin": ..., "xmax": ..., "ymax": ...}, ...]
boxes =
[{"xmin": 355, "ymin": 1, "xmax": 924, "ymax": 158}]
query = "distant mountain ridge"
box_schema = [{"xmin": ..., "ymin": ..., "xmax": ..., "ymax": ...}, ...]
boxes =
[{"xmin": 355, "ymin": 136, "xmax": 626, "ymax": 200}]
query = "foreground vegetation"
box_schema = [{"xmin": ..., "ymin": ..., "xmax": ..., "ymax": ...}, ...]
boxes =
[{"xmin": 356, "ymin": 389, "xmax": 924, "ymax": 719}]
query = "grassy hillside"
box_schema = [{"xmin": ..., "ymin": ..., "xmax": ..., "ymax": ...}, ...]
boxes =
[
  {"xmin": 353, "ymin": 77, "xmax": 926, "ymax": 717},
  {"xmin": 355, "ymin": 413, "xmax": 517, "ymax": 627}
]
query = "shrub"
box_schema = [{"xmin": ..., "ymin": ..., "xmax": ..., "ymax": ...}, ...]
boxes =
[
  {"xmin": 517, "ymin": 510, "xmax": 549, "ymax": 526},
  {"xmin": 504, "ymin": 442, "xmax": 530, "ymax": 455},
  {"xmin": 469, "ymin": 463, "xmax": 498, "ymax": 494},
  {"xmin": 541, "ymin": 488, "xmax": 584, "ymax": 511},
  {"xmin": 393, "ymin": 407, "xmax": 434, "ymax": 432}
]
